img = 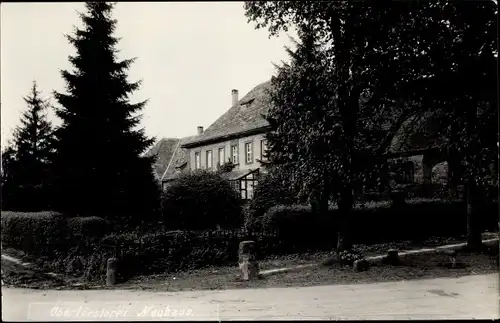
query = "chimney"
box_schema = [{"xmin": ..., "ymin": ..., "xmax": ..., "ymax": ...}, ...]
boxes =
[
  {"xmin": 231, "ymin": 89, "xmax": 239, "ymax": 107},
  {"xmin": 197, "ymin": 126, "xmax": 204, "ymax": 135}
]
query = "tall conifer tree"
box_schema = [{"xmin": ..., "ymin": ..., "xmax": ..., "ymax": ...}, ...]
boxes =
[
  {"xmin": 2, "ymin": 81, "xmax": 54, "ymax": 211},
  {"xmin": 52, "ymin": 2, "xmax": 159, "ymax": 222}
]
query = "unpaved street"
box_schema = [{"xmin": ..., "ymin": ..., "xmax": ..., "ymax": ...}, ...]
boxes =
[{"xmin": 2, "ymin": 273, "xmax": 499, "ymax": 321}]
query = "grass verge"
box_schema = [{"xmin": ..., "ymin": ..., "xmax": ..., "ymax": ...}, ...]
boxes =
[{"xmin": 119, "ymin": 246, "xmax": 498, "ymax": 292}]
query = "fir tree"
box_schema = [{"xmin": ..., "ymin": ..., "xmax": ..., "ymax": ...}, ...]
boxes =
[
  {"xmin": 2, "ymin": 81, "xmax": 54, "ymax": 211},
  {"xmin": 51, "ymin": 2, "xmax": 159, "ymax": 223},
  {"xmin": 1, "ymin": 143, "xmax": 17, "ymax": 210}
]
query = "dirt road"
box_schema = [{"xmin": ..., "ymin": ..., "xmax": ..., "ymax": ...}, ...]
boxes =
[{"xmin": 2, "ymin": 273, "xmax": 498, "ymax": 321}]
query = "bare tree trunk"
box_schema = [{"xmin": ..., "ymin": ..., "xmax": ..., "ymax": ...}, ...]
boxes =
[
  {"xmin": 319, "ymin": 183, "xmax": 329, "ymax": 215},
  {"xmin": 310, "ymin": 187, "xmax": 320, "ymax": 214},
  {"xmin": 337, "ymin": 185, "xmax": 353, "ymax": 256},
  {"xmin": 465, "ymin": 181, "xmax": 483, "ymax": 251}
]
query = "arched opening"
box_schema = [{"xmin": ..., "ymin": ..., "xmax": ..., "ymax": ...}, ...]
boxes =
[{"xmin": 422, "ymin": 148, "xmax": 447, "ymax": 184}]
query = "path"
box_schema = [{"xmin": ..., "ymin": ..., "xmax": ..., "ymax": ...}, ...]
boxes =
[{"xmin": 2, "ymin": 273, "xmax": 498, "ymax": 320}]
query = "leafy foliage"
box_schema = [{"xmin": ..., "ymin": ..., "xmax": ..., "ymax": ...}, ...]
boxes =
[
  {"xmin": 161, "ymin": 170, "xmax": 243, "ymax": 230},
  {"xmin": 395, "ymin": 1, "xmax": 498, "ymax": 248},
  {"xmin": 1, "ymin": 211, "xmax": 67, "ymax": 257},
  {"xmin": 216, "ymin": 160, "xmax": 237, "ymax": 174},
  {"xmin": 50, "ymin": 2, "xmax": 160, "ymax": 222},
  {"xmin": 0, "ymin": 211, "xmax": 109, "ymax": 257},
  {"xmin": 1, "ymin": 81, "xmax": 54, "ymax": 211},
  {"xmin": 259, "ymin": 199, "xmax": 497, "ymax": 251},
  {"xmin": 248, "ymin": 4, "xmax": 412, "ymax": 251},
  {"xmin": 245, "ymin": 167, "xmax": 297, "ymax": 230},
  {"xmin": 244, "ymin": 0, "xmax": 498, "ymax": 251}
]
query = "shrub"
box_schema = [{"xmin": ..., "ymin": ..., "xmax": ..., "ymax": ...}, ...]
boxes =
[
  {"xmin": 1, "ymin": 212, "xmax": 110, "ymax": 260},
  {"xmin": 260, "ymin": 198, "xmax": 498, "ymax": 248},
  {"xmin": 161, "ymin": 170, "xmax": 243, "ymax": 230},
  {"xmin": 261, "ymin": 204, "xmax": 336, "ymax": 251},
  {"xmin": 67, "ymin": 216, "xmax": 110, "ymax": 241},
  {"xmin": 1, "ymin": 211, "xmax": 68, "ymax": 257},
  {"xmin": 246, "ymin": 171, "xmax": 296, "ymax": 230}
]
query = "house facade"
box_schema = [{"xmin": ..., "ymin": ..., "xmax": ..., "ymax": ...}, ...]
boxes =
[
  {"xmin": 180, "ymin": 81, "xmax": 273, "ymax": 200},
  {"xmin": 150, "ymin": 79, "xmax": 449, "ymax": 200}
]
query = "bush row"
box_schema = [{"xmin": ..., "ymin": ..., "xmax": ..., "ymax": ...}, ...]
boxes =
[
  {"xmin": 1, "ymin": 211, "xmax": 109, "ymax": 257},
  {"xmin": 3, "ymin": 196, "xmax": 497, "ymax": 283},
  {"xmin": 259, "ymin": 198, "xmax": 499, "ymax": 247},
  {"xmin": 0, "ymin": 211, "xmax": 281, "ymax": 282}
]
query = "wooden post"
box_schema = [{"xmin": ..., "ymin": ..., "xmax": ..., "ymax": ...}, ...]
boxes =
[
  {"xmin": 238, "ymin": 241, "xmax": 259, "ymax": 281},
  {"xmin": 106, "ymin": 257, "xmax": 117, "ymax": 286}
]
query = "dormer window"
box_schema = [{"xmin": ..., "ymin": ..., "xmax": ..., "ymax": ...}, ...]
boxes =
[{"xmin": 239, "ymin": 98, "xmax": 255, "ymax": 108}]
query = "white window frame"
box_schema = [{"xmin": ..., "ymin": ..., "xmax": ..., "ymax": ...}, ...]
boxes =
[
  {"xmin": 231, "ymin": 145, "xmax": 238, "ymax": 164},
  {"xmin": 195, "ymin": 152, "xmax": 201, "ymax": 170},
  {"xmin": 206, "ymin": 150, "xmax": 213, "ymax": 169},
  {"xmin": 260, "ymin": 139, "xmax": 267, "ymax": 161},
  {"xmin": 218, "ymin": 147, "xmax": 225, "ymax": 166},
  {"xmin": 245, "ymin": 142, "xmax": 253, "ymax": 164}
]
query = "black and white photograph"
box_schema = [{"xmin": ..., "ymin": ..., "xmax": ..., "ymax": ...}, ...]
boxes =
[{"xmin": 1, "ymin": 1, "xmax": 498, "ymax": 320}]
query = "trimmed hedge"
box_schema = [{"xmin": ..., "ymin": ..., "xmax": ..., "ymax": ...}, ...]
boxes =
[
  {"xmin": 67, "ymin": 216, "xmax": 110, "ymax": 241},
  {"xmin": 1, "ymin": 211, "xmax": 67, "ymax": 257},
  {"xmin": 1, "ymin": 211, "xmax": 109, "ymax": 257},
  {"xmin": 260, "ymin": 198, "xmax": 498, "ymax": 248}
]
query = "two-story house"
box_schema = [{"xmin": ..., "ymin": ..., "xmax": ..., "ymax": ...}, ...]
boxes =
[
  {"xmin": 178, "ymin": 80, "xmax": 273, "ymax": 200},
  {"xmin": 153, "ymin": 79, "xmax": 450, "ymax": 200}
]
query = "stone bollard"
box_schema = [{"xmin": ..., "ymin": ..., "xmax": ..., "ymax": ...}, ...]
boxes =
[
  {"xmin": 238, "ymin": 241, "xmax": 259, "ymax": 281},
  {"xmin": 386, "ymin": 249, "xmax": 400, "ymax": 265},
  {"xmin": 106, "ymin": 257, "xmax": 118, "ymax": 286}
]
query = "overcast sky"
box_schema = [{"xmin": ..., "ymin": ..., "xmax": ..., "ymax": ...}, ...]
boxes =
[{"xmin": 1, "ymin": 2, "xmax": 296, "ymax": 148}]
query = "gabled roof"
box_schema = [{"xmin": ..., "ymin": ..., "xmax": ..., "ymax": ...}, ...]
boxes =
[
  {"xmin": 179, "ymin": 77, "xmax": 443, "ymax": 157},
  {"xmin": 160, "ymin": 136, "xmax": 196, "ymax": 182},
  {"xmin": 182, "ymin": 80, "xmax": 272, "ymax": 148},
  {"xmin": 387, "ymin": 111, "xmax": 446, "ymax": 156},
  {"xmin": 144, "ymin": 138, "xmax": 180, "ymax": 181}
]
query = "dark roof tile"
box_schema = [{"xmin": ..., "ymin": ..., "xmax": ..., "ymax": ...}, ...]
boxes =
[
  {"xmin": 144, "ymin": 138, "xmax": 180, "ymax": 180},
  {"xmin": 183, "ymin": 80, "xmax": 272, "ymax": 147},
  {"xmin": 161, "ymin": 136, "xmax": 196, "ymax": 181}
]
